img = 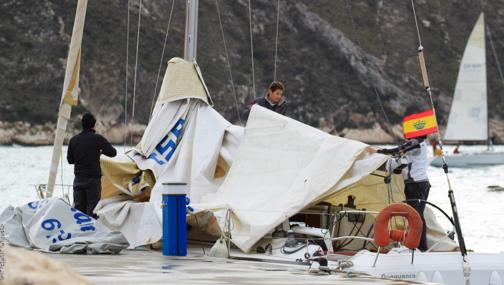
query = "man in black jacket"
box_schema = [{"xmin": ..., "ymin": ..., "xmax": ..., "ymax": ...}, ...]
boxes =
[
  {"xmin": 67, "ymin": 113, "xmax": 117, "ymax": 218},
  {"xmin": 244, "ymin": 81, "xmax": 287, "ymax": 119}
]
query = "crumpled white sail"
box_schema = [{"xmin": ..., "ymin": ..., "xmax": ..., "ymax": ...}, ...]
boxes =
[
  {"xmin": 0, "ymin": 198, "xmax": 129, "ymax": 253},
  {"xmin": 196, "ymin": 106, "xmax": 388, "ymax": 252},
  {"xmin": 129, "ymin": 58, "xmax": 243, "ymax": 204},
  {"xmin": 444, "ymin": 13, "xmax": 487, "ymax": 141},
  {"xmin": 96, "ymin": 58, "xmax": 243, "ymax": 248}
]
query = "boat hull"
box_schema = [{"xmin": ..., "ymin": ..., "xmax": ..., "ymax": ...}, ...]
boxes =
[
  {"xmin": 430, "ymin": 152, "xmax": 504, "ymax": 167},
  {"xmin": 345, "ymin": 249, "xmax": 504, "ymax": 285}
]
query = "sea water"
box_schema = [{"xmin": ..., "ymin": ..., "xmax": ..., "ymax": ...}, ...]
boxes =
[{"xmin": 1, "ymin": 144, "xmax": 503, "ymax": 253}]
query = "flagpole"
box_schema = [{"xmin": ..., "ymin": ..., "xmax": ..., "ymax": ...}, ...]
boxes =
[{"xmin": 412, "ymin": 0, "xmax": 468, "ymax": 260}]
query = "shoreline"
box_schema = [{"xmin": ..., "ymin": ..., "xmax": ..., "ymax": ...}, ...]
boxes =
[
  {"xmin": 0, "ymin": 122, "xmax": 402, "ymax": 146},
  {"xmin": 2, "ymin": 120, "xmax": 503, "ymax": 146},
  {"xmin": 0, "ymin": 121, "xmax": 146, "ymax": 146}
]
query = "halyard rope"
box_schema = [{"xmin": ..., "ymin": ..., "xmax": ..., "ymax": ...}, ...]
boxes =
[
  {"xmin": 273, "ymin": 0, "xmax": 280, "ymax": 81},
  {"xmin": 215, "ymin": 0, "xmax": 242, "ymax": 125},
  {"xmin": 123, "ymin": 0, "xmax": 131, "ymax": 150},
  {"xmin": 148, "ymin": 0, "xmax": 176, "ymax": 120},
  {"xmin": 131, "ymin": 0, "xmax": 143, "ymax": 145},
  {"xmin": 247, "ymin": 0, "xmax": 256, "ymax": 100}
]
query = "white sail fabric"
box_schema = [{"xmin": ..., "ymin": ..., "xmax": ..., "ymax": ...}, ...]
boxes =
[
  {"xmin": 444, "ymin": 13, "xmax": 487, "ymax": 141},
  {"xmin": 0, "ymin": 198, "xmax": 129, "ymax": 253},
  {"xmin": 95, "ymin": 58, "xmax": 244, "ymax": 247},
  {"xmin": 130, "ymin": 58, "xmax": 243, "ymax": 202},
  {"xmin": 96, "ymin": 104, "xmax": 243, "ymax": 248},
  {"xmin": 197, "ymin": 106, "xmax": 387, "ymax": 252}
]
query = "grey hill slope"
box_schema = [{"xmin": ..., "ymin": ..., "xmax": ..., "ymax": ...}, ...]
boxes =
[{"xmin": 1, "ymin": 0, "xmax": 504, "ymax": 144}]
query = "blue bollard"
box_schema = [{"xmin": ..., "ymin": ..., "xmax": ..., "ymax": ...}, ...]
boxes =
[{"xmin": 162, "ymin": 183, "xmax": 188, "ymax": 256}]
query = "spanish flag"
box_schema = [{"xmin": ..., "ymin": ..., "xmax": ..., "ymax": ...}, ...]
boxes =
[{"xmin": 403, "ymin": 109, "xmax": 438, "ymax": 139}]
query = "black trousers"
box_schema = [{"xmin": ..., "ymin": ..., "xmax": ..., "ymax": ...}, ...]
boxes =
[
  {"xmin": 73, "ymin": 176, "xmax": 101, "ymax": 219},
  {"xmin": 404, "ymin": 181, "xmax": 430, "ymax": 251}
]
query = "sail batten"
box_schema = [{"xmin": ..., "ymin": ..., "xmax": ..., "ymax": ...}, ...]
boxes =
[{"xmin": 444, "ymin": 13, "xmax": 487, "ymax": 141}]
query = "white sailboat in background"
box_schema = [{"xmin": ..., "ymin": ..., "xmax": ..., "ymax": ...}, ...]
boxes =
[{"xmin": 431, "ymin": 13, "xmax": 504, "ymax": 167}]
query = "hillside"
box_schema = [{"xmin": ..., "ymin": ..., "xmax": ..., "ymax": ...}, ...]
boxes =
[{"xmin": 1, "ymin": 0, "xmax": 504, "ymax": 144}]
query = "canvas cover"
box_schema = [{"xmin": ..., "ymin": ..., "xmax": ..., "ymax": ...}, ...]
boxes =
[
  {"xmin": 95, "ymin": 197, "xmax": 162, "ymax": 249},
  {"xmin": 323, "ymin": 169, "xmax": 405, "ymax": 210},
  {"xmin": 0, "ymin": 198, "xmax": 129, "ymax": 253},
  {"xmin": 101, "ymin": 154, "xmax": 155, "ymax": 200},
  {"xmin": 155, "ymin": 57, "xmax": 212, "ymax": 106},
  {"xmin": 195, "ymin": 106, "xmax": 389, "ymax": 252}
]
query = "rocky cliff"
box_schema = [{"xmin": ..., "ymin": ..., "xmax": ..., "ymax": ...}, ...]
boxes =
[{"xmin": 1, "ymin": 0, "xmax": 504, "ymax": 144}]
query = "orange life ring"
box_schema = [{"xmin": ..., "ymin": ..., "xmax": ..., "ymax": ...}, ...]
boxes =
[{"xmin": 374, "ymin": 203, "xmax": 423, "ymax": 250}]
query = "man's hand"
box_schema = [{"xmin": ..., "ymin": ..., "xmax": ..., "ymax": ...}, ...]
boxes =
[{"xmin": 365, "ymin": 146, "xmax": 378, "ymax": 154}]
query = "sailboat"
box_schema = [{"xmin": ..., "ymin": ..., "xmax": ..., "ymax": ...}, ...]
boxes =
[
  {"xmin": 5, "ymin": 1, "xmax": 503, "ymax": 284},
  {"xmin": 431, "ymin": 13, "xmax": 504, "ymax": 167},
  {"xmin": 93, "ymin": 4, "xmax": 504, "ymax": 284}
]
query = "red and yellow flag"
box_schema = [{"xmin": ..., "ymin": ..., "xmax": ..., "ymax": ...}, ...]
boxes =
[{"xmin": 403, "ymin": 109, "xmax": 438, "ymax": 139}]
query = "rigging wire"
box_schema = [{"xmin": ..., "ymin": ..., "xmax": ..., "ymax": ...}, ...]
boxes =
[
  {"xmin": 215, "ymin": 0, "xmax": 242, "ymax": 125},
  {"xmin": 343, "ymin": 0, "xmax": 396, "ymax": 140},
  {"xmin": 131, "ymin": 0, "xmax": 143, "ymax": 145},
  {"xmin": 273, "ymin": 0, "xmax": 280, "ymax": 81},
  {"xmin": 124, "ymin": 0, "xmax": 131, "ymax": 151},
  {"xmin": 148, "ymin": 0, "xmax": 176, "ymax": 120},
  {"xmin": 487, "ymin": 25, "xmax": 500, "ymax": 145},
  {"xmin": 247, "ymin": 0, "xmax": 257, "ymax": 99},
  {"xmin": 487, "ymin": 26, "xmax": 504, "ymax": 92},
  {"xmin": 410, "ymin": 0, "xmax": 423, "ymax": 48}
]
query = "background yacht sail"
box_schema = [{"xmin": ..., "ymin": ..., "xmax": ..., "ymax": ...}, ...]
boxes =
[{"xmin": 444, "ymin": 13, "xmax": 487, "ymax": 141}]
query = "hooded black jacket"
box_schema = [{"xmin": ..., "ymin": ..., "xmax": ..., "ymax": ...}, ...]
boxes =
[{"xmin": 67, "ymin": 129, "xmax": 117, "ymax": 178}]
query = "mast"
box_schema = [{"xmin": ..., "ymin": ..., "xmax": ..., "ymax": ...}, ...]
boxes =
[
  {"xmin": 46, "ymin": 0, "xmax": 89, "ymax": 197},
  {"xmin": 184, "ymin": 0, "xmax": 199, "ymax": 61},
  {"xmin": 484, "ymin": 16, "xmax": 489, "ymax": 148}
]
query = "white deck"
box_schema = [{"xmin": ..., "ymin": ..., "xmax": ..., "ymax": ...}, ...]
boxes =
[
  {"xmin": 346, "ymin": 249, "xmax": 504, "ymax": 285},
  {"xmin": 44, "ymin": 247, "xmax": 430, "ymax": 284}
]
